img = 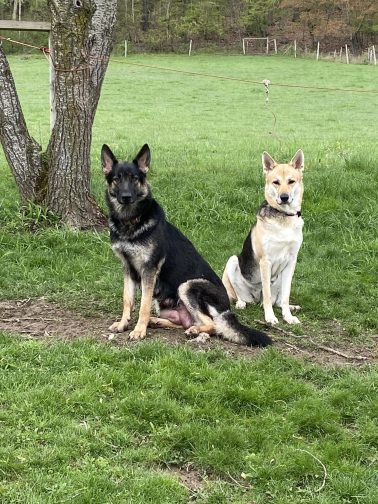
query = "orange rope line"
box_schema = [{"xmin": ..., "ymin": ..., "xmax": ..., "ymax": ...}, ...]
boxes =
[
  {"xmin": 113, "ymin": 59, "xmax": 378, "ymax": 94},
  {"xmin": 0, "ymin": 34, "xmax": 90, "ymax": 72},
  {"xmin": 1, "ymin": 35, "xmax": 378, "ymax": 94},
  {"xmin": 0, "ymin": 34, "xmax": 49, "ymax": 54}
]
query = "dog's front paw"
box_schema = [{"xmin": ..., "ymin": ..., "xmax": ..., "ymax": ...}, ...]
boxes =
[
  {"xmin": 265, "ymin": 314, "xmax": 279, "ymax": 326},
  {"xmin": 185, "ymin": 326, "xmax": 200, "ymax": 336},
  {"xmin": 108, "ymin": 320, "xmax": 128, "ymax": 333},
  {"xmin": 284, "ymin": 314, "xmax": 300, "ymax": 325},
  {"xmin": 236, "ymin": 300, "xmax": 246, "ymax": 309},
  {"xmin": 129, "ymin": 325, "xmax": 147, "ymax": 340}
]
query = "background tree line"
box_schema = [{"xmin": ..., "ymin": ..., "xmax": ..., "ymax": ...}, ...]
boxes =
[{"xmin": 1, "ymin": 0, "xmax": 377, "ymax": 53}]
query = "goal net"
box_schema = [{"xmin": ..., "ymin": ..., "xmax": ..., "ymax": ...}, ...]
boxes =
[{"xmin": 243, "ymin": 37, "xmax": 276, "ymax": 55}]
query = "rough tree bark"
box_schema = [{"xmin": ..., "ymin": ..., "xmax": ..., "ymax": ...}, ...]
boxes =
[
  {"xmin": 0, "ymin": 52, "xmax": 43, "ymax": 200},
  {"xmin": 0, "ymin": 0, "xmax": 117, "ymax": 229}
]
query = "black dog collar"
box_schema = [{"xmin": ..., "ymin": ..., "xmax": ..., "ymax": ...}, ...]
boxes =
[
  {"xmin": 258, "ymin": 201, "xmax": 302, "ymax": 218},
  {"xmin": 284, "ymin": 210, "xmax": 301, "ymax": 217}
]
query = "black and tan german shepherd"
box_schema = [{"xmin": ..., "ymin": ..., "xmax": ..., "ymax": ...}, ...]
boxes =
[{"xmin": 101, "ymin": 143, "xmax": 271, "ymax": 347}]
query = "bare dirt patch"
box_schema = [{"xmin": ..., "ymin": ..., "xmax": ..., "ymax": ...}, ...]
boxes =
[
  {"xmin": 160, "ymin": 464, "xmax": 208, "ymax": 499},
  {"xmin": 0, "ymin": 298, "xmax": 376, "ymax": 367}
]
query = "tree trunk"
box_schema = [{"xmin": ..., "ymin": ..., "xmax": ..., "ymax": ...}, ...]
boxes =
[
  {"xmin": 12, "ymin": 0, "xmax": 18, "ymax": 21},
  {"xmin": 142, "ymin": 0, "xmax": 150, "ymax": 31},
  {"xmin": 0, "ymin": 0, "xmax": 117, "ymax": 229},
  {"xmin": 0, "ymin": 46, "xmax": 44, "ymax": 201},
  {"xmin": 44, "ymin": 0, "xmax": 117, "ymax": 228}
]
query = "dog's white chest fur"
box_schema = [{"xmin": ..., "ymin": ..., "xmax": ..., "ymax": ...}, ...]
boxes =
[{"xmin": 259, "ymin": 217, "xmax": 303, "ymax": 272}]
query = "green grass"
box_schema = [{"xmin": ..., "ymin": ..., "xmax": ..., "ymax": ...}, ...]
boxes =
[
  {"xmin": 0, "ymin": 54, "xmax": 377, "ymax": 502},
  {"xmin": 0, "ymin": 54, "xmax": 377, "ymax": 333},
  {"xmin": 1, "ymin": 334, "xmax": 377, "ymax": 503}
]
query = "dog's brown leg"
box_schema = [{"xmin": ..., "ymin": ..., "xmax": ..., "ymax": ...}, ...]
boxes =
[
  {"xmin": 149, "ymin": 317, "xmax": 182, "ymax": 329},
  {"xmin": 109, "ymin": 269, "xmax": 135, "ymax": 332},
  {"xmin": 259, "ymin": 258, "xmax": 278, "ymax": 325},
  {"xmin": 129, "ymin": 273, "xmax": 157, "ymax": 340},
  {"xmin": 185, "ymin": 314, "xmax": 216, "ymax": 336}
]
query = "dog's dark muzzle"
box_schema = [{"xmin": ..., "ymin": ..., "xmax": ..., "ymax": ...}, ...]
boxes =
[{"xmin": 118, "ymin": 192, "xmax": 134, "ymax": 205}]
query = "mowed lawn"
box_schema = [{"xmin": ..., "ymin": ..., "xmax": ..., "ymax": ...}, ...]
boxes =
[{"xmin": 0, "ymin": 54, "xmax": 377, "ymax": 503}]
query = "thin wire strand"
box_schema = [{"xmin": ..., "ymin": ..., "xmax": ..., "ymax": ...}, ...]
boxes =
[
  {"xmin": 1, "ymin": 34, "xmax": 378, "ymax": 94},
  {"xmin": 112, "ymin": 58, "xmax": 378, "ymax": 95}
]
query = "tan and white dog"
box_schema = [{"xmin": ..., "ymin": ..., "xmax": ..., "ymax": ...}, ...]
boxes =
[{"xmin": 222, "ymin": 150, "xmax": 304, "ymax": 325}]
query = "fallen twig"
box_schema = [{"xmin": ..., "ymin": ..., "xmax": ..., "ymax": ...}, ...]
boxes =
[
  {"xmin": 309, "ymin": 339, "xmax": 368, "ymax": 360},
  {"xmin": 283, "ymin": 341, "xmax": 309, "ymax": 354},
  {"xmin": 294, "ymin": 449, "xmax": 327, "ymax": 492},
  {"xmin": 254, "ymin": 320, "xmax": 305, "ymax": 338},
  {"xmin": 0, "ymin": 317, "xmax": 57, "ymax": 323},
  {"xmin": 254, "ymin": 320, "xmax": 369, "ymax": 361},
  {"xmin": 226, "ymin": 471, "xmax": 254, "ymax": 490}
]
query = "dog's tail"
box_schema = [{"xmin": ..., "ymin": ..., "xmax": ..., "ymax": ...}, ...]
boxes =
[{"xmin": 214, "ymin": 310, "xmax": 272, "ymax": 347}]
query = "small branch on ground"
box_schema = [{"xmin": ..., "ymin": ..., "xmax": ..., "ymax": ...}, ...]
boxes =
[
  {"xmin": 309, "ymin": 339, "xmax": 368, "ymax": 361},
  {"xmin": 283, "ymin": 341, "xmax": 310, "ymax": 354},
  {"xmin": 294, "ymin": 449, "xmax": 327, "ymax": 492},
  {"xmin": 254, "ymin": 320, "xmax": 369, "ymax": 361},
  {"xmin": 1, "ymin": 317, "xmax": 59, "ymax": 322},
  {"xmin": 226, "ymin": 472, "xmax": 254, "ymax": 490},
  {"xmin": 254, "ymin": 320, "xmax": 305, "ymax": 338}
]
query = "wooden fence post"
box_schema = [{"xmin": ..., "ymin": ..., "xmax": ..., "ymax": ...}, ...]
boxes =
[{"xmin": 49, "ymin": 33, "xmax": 55, "ymax": 131}]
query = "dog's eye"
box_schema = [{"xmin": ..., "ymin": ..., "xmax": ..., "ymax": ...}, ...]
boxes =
[
  {"xmin": 273, "ymin": 180, "xmax": 280, "ymax": 185},
  {"xmin": 288, "ymin": 180, "xmax": 295, "ymax": 185}
]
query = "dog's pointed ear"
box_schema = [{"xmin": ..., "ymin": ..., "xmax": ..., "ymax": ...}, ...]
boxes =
[
  {"xmin": 262, "ymin": 151, "xmax": 276, "ymax": 173},
  {"xmin": 101, "ymin": 144, "xmax": 117, "ymax": 175},
  {"xmin": 290, "ymin": 149, "xmax": 304, "ymax": 171},
  {"xmin": 134, "ymin": 144, "xmax": 151, "ymax": 173}
]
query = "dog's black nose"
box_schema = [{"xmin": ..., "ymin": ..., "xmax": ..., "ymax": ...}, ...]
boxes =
[
  {"xmin": 120, "ymin": 193, "xmax": 133, "ymax": 204},
  {"xmin": 280, "ymin": 193, "xmax": 289, "ymax": 203}
]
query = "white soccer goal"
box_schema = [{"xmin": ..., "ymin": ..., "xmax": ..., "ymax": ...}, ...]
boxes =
[{"xmin": 242, "ymin": 37, "xmax": 277, "ymax": 55}]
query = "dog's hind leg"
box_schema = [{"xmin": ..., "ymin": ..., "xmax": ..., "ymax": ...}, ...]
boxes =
[
  {"xmin": 178, "ymin": 280, "xmax": 218, "ymax": 336},
  {"xmin": 222, "ymin": 263, "xmax": 237, "ymax": 303},
  {"xmin": 178, "ymin": 279, "xmax": 271, "ymax": 347},
  {"xmin": 289, "ymin": 304, "xmax": 301, "ymax": 311},
  {"xmin": 149, "ymin": 317, "xmax": 182, "ymax": 329},
  {"xmin": 185, "ymin": 316, "xmax": 217, "ymax": 337},
  {"xmin": 223, "ymin": 256, "xmax": 255, "ymax": 309}
]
